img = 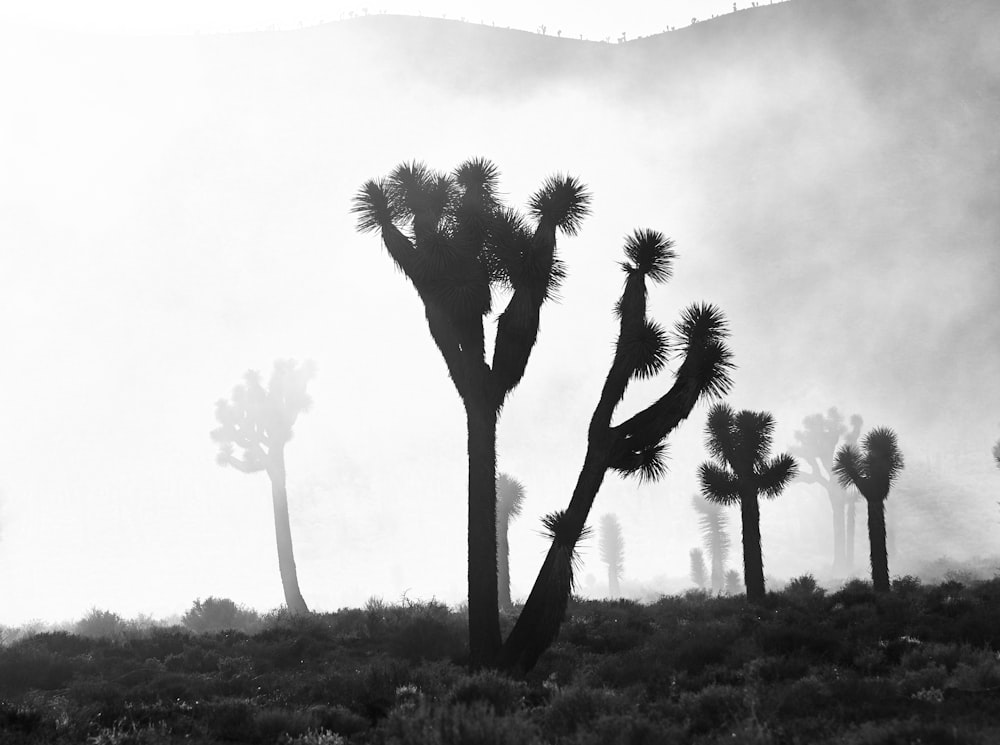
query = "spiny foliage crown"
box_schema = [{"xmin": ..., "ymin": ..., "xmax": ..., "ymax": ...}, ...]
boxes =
[
  {"xmin": 598, "ymin": 513, "xmax": 625, "ymax": 573},
  {"xmin": 528, "ymin": 174, "xmax": 591, "ymax": 235},
  {"xmin": 496, "ymin": 472, "xmax": 526, "ymax": 522},
  {"xmin": 621, "ymin": 229, "xmax": 675, "ymax": 283},
  {"xmin": 833, "ymin": 426, "xmax": 904, "ymax": 496},
  {"xmin": 673, "ymin": 303, "xmax": 735, "ymax": 400}
]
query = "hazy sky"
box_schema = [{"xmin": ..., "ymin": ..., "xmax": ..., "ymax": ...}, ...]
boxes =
[
  {"xmin": 1, "ymin": 0, "xmax": 997, "ymax": 627},
  {"xmin": 3, "ymin": 0, "xmax": 750, "ymax": 39}
]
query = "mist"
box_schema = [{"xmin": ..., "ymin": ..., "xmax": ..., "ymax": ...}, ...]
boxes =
[{"xmin": 1, "ymin": 0, "xmax": 998, "ymax": 626}]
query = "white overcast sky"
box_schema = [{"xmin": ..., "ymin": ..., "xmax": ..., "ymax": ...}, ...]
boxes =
[{"xmin": 3, "ymin": 0, "xmax": 754, "ymax": 39}]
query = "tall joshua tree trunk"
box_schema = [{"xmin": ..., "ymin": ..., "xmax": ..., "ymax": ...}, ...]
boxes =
[
  {"xmin": 740, "ymin": 491, "xmax": 765, "ymax": 602},
  {"xmin": 867, "ymin": 498, "xmax": 890, "ymax": 592},
  {"xmin": 268, "ymin": 445, "xmax": 309, "ymax": 615},
  {"xmin": 466, "ymin": 399, "xmax": 500, "ymax": 652}
]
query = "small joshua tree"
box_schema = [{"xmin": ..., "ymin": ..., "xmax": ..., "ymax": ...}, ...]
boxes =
[
  {"xmin": 833, "ymin": 427, "xmax": 905, "ymax": 593},
  {"xmin": 724, "ymin": 568, "xmax": 742, "ymax": 596},
  {"xmin": 689, "ymin": 547, "xmax": 708, "ymax": 590},
  {"xmin": 692, "ymin": 494, "xmax": 730, "ymax": 593},
  {"xmin": 599, "ymin": 513, "xmax": 625, "ymax": 598},
  {"xmin": 496, "ymin": 473, "xmax": 526, "ymax": 612},
  {"xmin": 498, "ymin": 231, "xmax": 734, "ymax": 673},
  {"xmin": 698, "ymin": 404, "xmax": 798, "ymax": 602},
  {"xmin": 211, "ymin": 360, "xmax": 313, "ymax": 615}
]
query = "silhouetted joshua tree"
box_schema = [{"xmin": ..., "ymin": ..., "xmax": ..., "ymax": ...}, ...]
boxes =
[
  {"xmin": 692, "ymin": 494, "xmax": 730, "ymax": 593},
  {"xmin": 211, "ymin": 360, "xmax": 313, "ymax": 615},
  {"xmin": 791, "ymin": 408, "xmax": 863, "ymax": 574},
  {"xmin": 599, "ymin": 513, "xmax": 625, "ymax": 598},
  {"xmin": 353, "ymin": 159, "xmax": 590, "ymax": 667},
  {"xmin": 689, "ymin": 547, "xmax": 708, "ymax": 590},
  {"xmin": 496, "ymin": 473, "xmax": 526, "ymax": 612},
  {"xmin": 724, "ymin": 568, "xmax": 742, "ymax": 595},
  {"xmin": 698, "ymin": 404, "xmax": 798, "ymax": 603},
  {"xmin": 498, "ymin": 231, "xmax": 734, "ymax": 673},
  {"xmin": 993, "ymin": 437, "xmax": 1000, "ymax": 469},
  {"xmin": 833, "ymin": 427, "xmax": 905, "ymax": 593}
]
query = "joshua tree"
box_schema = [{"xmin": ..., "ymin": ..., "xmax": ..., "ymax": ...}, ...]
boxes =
[
  {"xmin": 689, "ymin": 548, "xmax": 708, "ymax": 590},
  {"xmin": 790, "ymin": 408, "xmax": 863, "ymax": 574},
  {"xmin": 211, "ymin": 360, "xmax": 313, "ymax": 615},
  {"xmin": 833, "ymin": 427, "xmax": 905, "ymax": 592},
  {"xmin": 353, "ymin": 159, "xmax": 590, "ymax": 667},
  {"xmin": 993, "ymin": 437, "xmax": 999, "ymax": 469},
  {"xmin": 496, "ymin": 473, "xmax": 526, "ymax": 612},
  {"xmin": 499, "ymin": 231, "xmax": 734, "ymax": 673},
  {"xmin": 698, "ymin": 404, "xmax": 798, "ymax": 603},
  {"xmin": 724, "ymin": 568, "xmax": 742, "ymax": 595},
  {"xmin": 599, "ymin": 513, "xmax": 625, "ymax": 598},
  {"xmin": 692, "ymin": 494, "xmax": 730, "ymax": 593}
]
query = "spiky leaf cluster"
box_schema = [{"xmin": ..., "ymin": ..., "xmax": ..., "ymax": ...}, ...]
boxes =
[
  {"xmin": 673, "ymin": 303, "xmax": 736, "ymax": 400},
  {"xmin": 699, "ymin": 403, "xmax": 798, "ymax": 505},
  {"xmin": 211, "ymin": 360, "xmax": 314, "ymax": 473},
  {"xmin": 692, "ymin": 494, "xmax": 731, "ymax": 566},
  {"xmin": 833, "ymin": 426, "xmax": 905, "ymax": 502},
  {"xmin": 496, "ymin": 473, "xmax": 526, "ymax": 523}
]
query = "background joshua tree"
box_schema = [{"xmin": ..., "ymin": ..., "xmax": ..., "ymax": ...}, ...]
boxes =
[
  {"xmin": 499, "ymin": 230, "xmax": 734, "ymax": 674},
  {"xmin": 599, "ymin": 513, "xmax": 625, "ymax": 598},
  {"xmin": 353, "ymin": 159, "xmax": 590, "ymax": 667},
  {"xmin": 211, "ymin": 360, "xmax": 314, "ymax": 615},
  {"xmin": 692, "ymin": 494, "xmax": 731, "ymax": 593},
  {"xmin": 724, "ymin": 568, "xmax": 742, "ymax": 596},
  {"xmin": 993, "ymin": 437, "xmax": 999, "ymax": 469},
  {"xmin": 496, "ymin": 473, "xmax": 526, "ymax": 612},
  {"xmin": 833, "ymin": 427, "xmax": 905, "ymax": 592},
  {"xmin": 790, "ymin": 408, "xmax": 863, "ymax": 575},
  {"xmin": 698, "ymin": 404, "xmax": 798, "ymax": 603},
  {"xmin": 689, "ymin": 547, "xmax": 708, "ymax": 590}
]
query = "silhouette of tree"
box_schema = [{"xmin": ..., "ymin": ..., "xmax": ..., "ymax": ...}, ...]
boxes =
[
  {"xmin": 353, "ymin": 160, "xmax": 590, "ymax": 667},
  {"xmin": 599, "ymin": 514, "xmax": 625, "ymax": 598},
  {"xmin": 499, "ymin": 232, "xmax": 734, "ymax": 673},
  {"xmin": 211, "ymin": 360, "xmax": 314, "ymax": 615},
  {"xmin": 698, "ymin": 404, "xmax": 798, "ymax": 602},
  {"xmin": 993, "ymin": 437, "xmax": 999, "ymax": 469},
  {"xmin": 692, "ymin": 494, "xmax": 730, "ymax": 592},
  {"xmin": 496, "ymin": 473, "xmax": 526, "ymax": 612},
  {"xmin": 833, "ymin": 427, "xmax": 905, "ymax": 592},
  {"xmin": 724, "ymin": 568, "xmax": 742, "ymax": 595},
  {"xmin": 689, "ymin": 547, "xmax": 708, "ymax": 589},
  {"xmin": 791, "ymin": 408, "xmax": 863, "ymax": 574}
]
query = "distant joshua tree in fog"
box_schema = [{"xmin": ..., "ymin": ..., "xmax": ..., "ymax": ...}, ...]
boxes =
[
  {"xmin": 993, "ymin": 437, "xmax": 1000, "ymax": 469},
  {"xmin": 699, "ymin": 404, "xmax": 798, "ymax": 602},
  {"xmin": 724, "ymin": 568, "xmax": 742, "ymax": 595},
  {"xmin": 689, "ymin": 547, "xmax": 708, "ymax": 589},
  {"xmin": 791, "ymin": 408, "xmax": 863, "ymax": 575},
  {"xmin": 599, "ymin": 514, "xmax": 625, "ymax": 598},
  {"xmin": 500, "ymin": 232, "xmax": 733, "ymax": 674},
  {"xmin": 496, "ymin": 473, "xmax": 526, "ymax": 612},
  {"xmin": 692, "ymin": 494, "xmax": 731, "ymax": 593},
  {"xmin": 211, "ymin": 360, "xmax": 313, "ymax": 615},
  {"xmin": 833, "ymin": 427, "xmax": 905, "ymax": 593},
  {"xmin": 353, "ymin": 159, "xmax": 590, "ymax": 667}
]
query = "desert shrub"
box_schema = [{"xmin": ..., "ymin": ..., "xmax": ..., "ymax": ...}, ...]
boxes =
[
  {"xmin": 75, "ymin": 609, "xmax": 131, "ymax": 641},
  {"xmin": 0, "ymin": 644, "xmax": 78, "ymax": 693},
  {"xmin": 752, "ymin": 654, "xmax": 812, "ymax": 683},
  {"xmin": 182, "ymin": 597, "xmax": 261, "ymax": 634},
  {"xmin": 832, "ymin": 579, "xmax": 877, "ymax": 606},
  {"xmin": 947, "ymin": 652, "xmax": 1000, "ymax": 691},
  {"xmin": 448, "ymin": 670, "xmax": 526, "ymax": 715},
  {"xmin": 201, "ymin": 698, "xmax": 257, "ymax": 741},
  {"xmin": 784, "ymin": 573, "xmax": 825, "ymax": 600},
  {"xmin": 676, "ymin": 683, "xmax": 746, "ymax": 734},
  {"xmin": 355, "ymin": 660, "xmax": 412, "ymax": 723},
  {"xmin": 254, "ymin": 707, "xmax": 316, "ymax": 742},
  {"xmin": 896, "ymin": 663, "xmax": 948, "ymax": 696},
  {"xmin": 572, "ymin": 714, "xmax": 686, "ymax": 745},
  {"xmin": 672, "ymin": 620, "xmax": 743, "ymax": 674},
  {"xmin": 837, "ymin": 719, "xmax": 984, "ymax": 744},
  {"xmin": 377, "ymin": 701, "xmax": 542, "ymax": 745},
  {"xmin": 281, "ymin": 729, "xmax": 346, "ymax": 745},
  {"xmin": 538, "ymin": 686, "xmax": 626, "ymax": 739},
  {"xmin": 774, "ymin": 675, "xmax": 833, "ymax": 718},
  {"xmin": 86, "ymin": 720, "xmax": 173, "ymax": 745},
  {"xmin": 388, "ymin": 614, "xmax": 465, "ymax": 663},
  {"xmin": 0, "ymin": 702, "xmax": 45, "ymax": 735},
  {"xmin": 306, "ymin": 704, "xmax": 369, "ymax": 737}
]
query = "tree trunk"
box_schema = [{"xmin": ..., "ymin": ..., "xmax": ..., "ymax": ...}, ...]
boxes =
[
  {"xmin": 741, "ymin": 491, "xmax": 766, "ymax": 602},
  {"xmin": 608, "ymin": 565, "xmax": 620, "ymax": 599},
  {"xmin": 498, "ymin": 520, "xmax": 512, "ymax": 612},
  {"xmin": 845, "ymin": 495, "xmax": 856, "ymax": 571},
  {"xmin": 710, "ymin": 548, "xmax": 724, "ymax": 594},
  {"xmin": 466, "ymin": 401, "xmax": 502, "ymax": 668},
  {"xmin": 267, "ymin": 446, "xmax": 309, "ymax": 615},
  {"xmin": 830, "ymin": 491, "xmax": 847, "ymax": 575},
  {"xmin": 867, "ymin": 497, "xmax": 890, "ymax": 592},
  {"xmin": 499, "ymin": 452, "xmax": 609, "ymax": 674}
]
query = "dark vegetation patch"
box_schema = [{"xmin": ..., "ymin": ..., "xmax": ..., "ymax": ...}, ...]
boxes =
[{"xmin": 2, "ymin": 581, "xmax": 1000, "ymax": 743}]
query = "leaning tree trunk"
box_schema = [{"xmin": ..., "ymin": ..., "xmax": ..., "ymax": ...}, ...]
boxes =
[
  {"xmin": 267, "ymin": 446, "xmax": 309, "ymax": 615},
  {"xmin": 866, "ymin": 497, "xmax": 890, "ymax": 592},
  {"xmin": 466, "ymin": 400, "xmax": 502, "ymax": 667},
  {"xmin": 497, "ymin": 518, "xmax": 513, "ymax": 613},
  {"xmin": 740, "ymin": 491, "xmax": 766, "ymax": 603},
  {"xmin": 830, "ymin": 491, "xmax": 847, "ymax": 575}
]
